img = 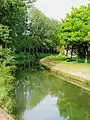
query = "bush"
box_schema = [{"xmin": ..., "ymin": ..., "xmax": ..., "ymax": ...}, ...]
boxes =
[{"xmin": 0, "ymin": 48, "xmax": 17, "ymax": 119}]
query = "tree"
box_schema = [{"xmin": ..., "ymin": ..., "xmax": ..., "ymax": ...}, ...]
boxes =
[
  {"xmin": 27, "ymin": 8, "xmax": 59, "ymax": 53},
  {"xmin": 0, "ymin": 0, "xmax": 28, "ymax": 51},
  {"xmin": 57, "ymin": 5, "xmax": 90, "ymax": 62}
]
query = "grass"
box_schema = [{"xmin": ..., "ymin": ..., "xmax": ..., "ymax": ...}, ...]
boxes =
[{"xmin": 47, "ymin": 54, "xmax": 90, "ymax": 69}]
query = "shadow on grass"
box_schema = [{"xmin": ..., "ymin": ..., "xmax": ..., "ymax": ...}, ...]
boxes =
[{"xmin": 48, "ymin": 55, "xmax": 90, "ymax": 65}]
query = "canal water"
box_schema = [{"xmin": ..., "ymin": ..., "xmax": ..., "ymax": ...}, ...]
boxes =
[{"xmin": 16, "ymin": 68, "xmax": 90, "ymax": 120}]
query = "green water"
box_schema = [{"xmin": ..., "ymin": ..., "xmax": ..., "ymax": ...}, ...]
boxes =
[{"xmin": 16, "ymin": 68, "xmax": 90, "ymax": 120}]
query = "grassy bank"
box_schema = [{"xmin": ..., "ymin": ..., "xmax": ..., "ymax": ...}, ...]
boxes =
[
  {"xmin": 0, "ymin": 49, "xmax": 18, "ymax": 119},
  {"xmin": 47, "ymin": 55, "xmax": 90, "ymax": 69}
]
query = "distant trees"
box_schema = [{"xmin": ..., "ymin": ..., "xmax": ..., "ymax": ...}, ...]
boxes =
[
  {"xmin": 57, "ymin": 5, "xmax": 90, "ymax": 62},
  {"xmin": 23, "ymin": 8, "xmax": 59, "ymax": 53}
]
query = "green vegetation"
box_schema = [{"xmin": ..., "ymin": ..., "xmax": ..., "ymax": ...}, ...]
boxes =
[
  {"xmin": 25, "ymin": 8, "xmax": 59, "ymax": 53},
  {"xmin": 0, "ymin": 0, "xmax": 90, "ymax": 119},
  {"xmin": 57, "ymin": 5, "xmax": 90, "ymax": 63},
  {"xmin": 48, "ymin": 55, "xmax": 90, "ymax": 69},
  {"xmin": 15, "ymin": 53, "xmax": 55, "ymax": 64},
  {"xmin": 0, "ymin": 49, "xmax": 17, "ymax": 118}
]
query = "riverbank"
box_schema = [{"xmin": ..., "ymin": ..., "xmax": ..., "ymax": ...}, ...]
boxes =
[
  {"xmin": 40, "ymin": 57, "xmax": 90, "ymax": 91},
  {"xmin": 0, "ymin": 49, "xmax": 17, "ymax": 120}
]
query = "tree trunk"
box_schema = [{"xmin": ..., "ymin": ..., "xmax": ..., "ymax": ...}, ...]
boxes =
[
  {"xmin": 66, "ymin": 49, "xmax": 68, "ymax": 56},
  {"xmin": 5, "ymin": 43, "xmax": 7, "ymax": 48},
  {"xmin": 70, "ymin": 46, "xmax": 73, "ymax": 61},
  {"xmin": 36, "ymin": 47, "xmax": 38, "ymax": 53},
  {"xmin": 76, "ymin": 52, "xmax": 79, "ymax": 62},
  {"xmin": 85, "ymin": 51, "xmax": 88, "ymax": 63},
  {"xmin": 24, "ymin": 47, "xmax": 26, "ymax": 53},
  {"xmin": 29, "ymin": 45, "xmax": 31, "ymax": 53},
  {"xmin": 29, "ymin": 62, "xmax": 30, "ymax": 68},
  {"xmin": 2, "ymin": 44, "xmax": 5, "ymax": 48},
  {"xmin": 66, "ymin": 45, "xmax": 68, "ymax": 56}
]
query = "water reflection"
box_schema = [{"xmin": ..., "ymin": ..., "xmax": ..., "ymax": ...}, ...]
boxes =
[
  {"xmin": 16, "ymin": 69, "xmax": 90, "ymax": 120},
  {"xmin": 24, "ymin": 95, "xmax": 65, "ymax": 120}
]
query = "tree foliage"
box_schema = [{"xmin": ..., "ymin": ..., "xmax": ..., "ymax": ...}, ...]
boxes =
[
  {"xmin": 27, "ymin": 8, "xmax": 59, "ymax": 52},
  {"xmin": 0, "ymin": 0, "xmax": 28, "ymax": 50},
  {"xmin": 57, "ymin": 5, "xmax": 90, "ymax": 61}
]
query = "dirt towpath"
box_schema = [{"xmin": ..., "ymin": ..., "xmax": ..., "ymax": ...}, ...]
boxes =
[{"xmin": 0, "ymin": 108, "xmax": 14, "ymax": 120}]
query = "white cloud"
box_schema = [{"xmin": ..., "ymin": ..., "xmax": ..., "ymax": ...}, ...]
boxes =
[{"xmin": 34, "ymin": 0, "xmax": 89, "ymax": 20}]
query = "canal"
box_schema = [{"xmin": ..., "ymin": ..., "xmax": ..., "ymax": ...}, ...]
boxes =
[{"xmin": 16, "ymin": 68, "xmax": 90, "ymax": 120}]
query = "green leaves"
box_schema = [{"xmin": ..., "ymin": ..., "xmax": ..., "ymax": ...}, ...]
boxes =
[
  {"xmin": 0, "ymin": 0, "xmax": 28, "ymax": 50},
  {"xmin": 57, "ymin": 5, "xmax": 90, "ymax": 54},
  {"xmin": 28, "ymin": 8, "xmax": 59, "ymax": 50},
  {"xmin": 0, "ymin": 24, "xmax": 9, "ymax": 43}
]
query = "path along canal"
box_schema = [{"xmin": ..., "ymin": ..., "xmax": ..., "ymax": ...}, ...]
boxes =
[{"xmin": 16, "ymin": 68, "xmax": 90, "ymax": 120}]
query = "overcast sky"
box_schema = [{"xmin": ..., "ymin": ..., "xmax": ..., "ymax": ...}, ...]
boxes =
[{"xmin": 34, "ymin": 0, "xmax": 89, "ymax": 20}]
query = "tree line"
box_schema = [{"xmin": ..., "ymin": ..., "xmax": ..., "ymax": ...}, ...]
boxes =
[
  {"xmin": 57, "ymin": 5, "xmax": 90, "ymax": 63},
  {"xmin": 0, "ymin": 0, "xmax": 59, "ymax": 53}
]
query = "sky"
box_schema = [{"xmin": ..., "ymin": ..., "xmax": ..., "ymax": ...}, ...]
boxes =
[{"xmin": 34, "ymin": 0, "xmax": 89, "ymax": 20}]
